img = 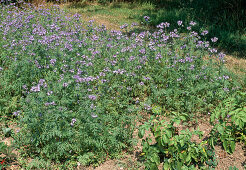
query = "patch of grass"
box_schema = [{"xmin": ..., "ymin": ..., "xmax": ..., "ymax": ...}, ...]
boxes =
[
  {"xmin": 63, "ymin": 1, "xmax": 154, "ymax": 30},
  {"xmin": 140, "ymin": 0, "xmax": 246, "ymax": 58},
  {"xmin": 63, "ymin": 0, "xmax": 246, "ymax": 57}
]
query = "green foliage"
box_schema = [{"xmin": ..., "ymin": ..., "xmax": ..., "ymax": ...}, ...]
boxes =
[
  {"xmin": 0, "ymin": 2, "xmax": 244, "ymax": 168},
  {"xmin": 0, "ymin": 142, "xmax": 17, "ymax": 168},
  {"xmin": 205, "ymin": 149, "xmax": 217, "ymax": 168},
  {"xmin": 2, "ymin": 127, "xmax": 12, "ymax": 138},
  {"xmin": 228, "ymin": 166, "xmax": 239, "ymax": 170},
  {"xmin": 138, "ymin": 117, "xmax": 216, "ymax": 169},
  {"xmin": 209, "ymin": 91, "xmax": 246, "ymax": 154},
  {"xmin": 151, "ymin": 105, "xmax": 162, "ymax": 115},
  {"xmin": 14, "ymin": 92, "xmax": 135, "ymax": 162},
  {"xmin": 140, "ymin": 0, "xmax": 246, "ymax": 57},
  {"xmin": 25, "ymin": 158, "xmax": 53, "ymax": 170}
]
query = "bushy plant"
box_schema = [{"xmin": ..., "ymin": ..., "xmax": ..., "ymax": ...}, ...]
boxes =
[
  {"xmin": 209, "ymin": 91, "xmax": 246, "ymax": 154},
  {"xmin": 138, "ymin": 116, "xmax": 216, "ymax": 169}
]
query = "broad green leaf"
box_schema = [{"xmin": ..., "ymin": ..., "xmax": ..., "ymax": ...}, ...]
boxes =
[
  {"xmin": 166, "ymin": 130, "xmax": 172, "ymax": 138},
  {"xmin": 162, "ymin": 134, "xmax": 169, "ymax": 144},
  {"xmin": 138, "ymin": 128, "xmax": 145, "ymax": 138},
  {"xmin": 180, "ymin": 115, "xmax": 186, "ymax": 121},
  {"xmin": 230, "ymin": 141, "xmax": 235, "ymax": 153},
  {"xmin": 186, "ymin": 153, "xmax": 191, "ymax": 164},
  {"xmin": 217, "ymin": 125, "xmax": 224, "ymax": 134},
  {"xmin": 210, "ymin": 114, "xmax": 215, "ymax": 122},
  {"xmin": 163, "ymin": 162, "xmax": 170, "ymax": 170}
]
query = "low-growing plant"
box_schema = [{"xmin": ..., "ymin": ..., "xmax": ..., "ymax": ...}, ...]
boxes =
[
  {"xmin": 228, "ymin": 166, "xmax": 239, "ymax": 170},
  {"xmin": 138, "ymin": 116, "xmax": 216, "ymax": 169},
  {"xmin": 209, "ymin": 91, "xmax": 246, "ymax": 154},
  {"xmin": 0, "ymin": 142, "xmax": 17, "ymax": 169}
]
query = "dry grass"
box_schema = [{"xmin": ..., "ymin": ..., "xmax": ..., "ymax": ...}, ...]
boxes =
[{"xmin": 225, "ymin": 55, "xmax": 246, "ymax": 75}]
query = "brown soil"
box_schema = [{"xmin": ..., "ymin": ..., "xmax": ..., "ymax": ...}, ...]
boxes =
[
  {"xmin": 77, "ymin": 114, "xmax": 245, "ymax": 170},
  {"xmin": 1, "ymin": 114, "xmax": 245, "ymax": 170}
]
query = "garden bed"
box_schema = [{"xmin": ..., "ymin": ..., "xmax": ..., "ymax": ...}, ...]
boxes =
[{"xmin": 0, "ymin": 2, "xmax": 245, "ymax": 169}]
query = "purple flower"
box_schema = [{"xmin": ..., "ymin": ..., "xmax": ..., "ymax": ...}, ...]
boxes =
[
  {"xmin": 120, "ymin": 23, "xmax": 128, "ymax": 29},
  {"xmin": 189, "ymin": 65, "xmax": 195, "ymax": 70},
  {"xmin": 144, "ymin": 104, "xmax": 152, "ymax": 110},
  {"xmin": 127, "ymin": 87, "xmax": 132, "ymax": 91},
  {"xmin": 45, "ymin": 101, "xmax": 56, "ymax": 106},
  {"xmin": 39, "ymin": 79, "xmax": 45, "ymax": 86},
  {"xmin": 30, "ymin": 85, "xmax": 40, "ymax": 92},
  {"xmin": 143, "ymin": 76, "xmax": 151, "ymax": 80},
  {"xmin": 136, "ymin": 65, "xmax": 142, "ymax": 69},
  {"xmin": 189, "ymin": 21, "xmax": 196, "ymax": 26},
  {"xmin": 223, "ymin": 87, "xmax": 229, "ymax": 92},
  {"xmin": 211, "ymin": 37, "xmax": 218, "ymax": 42},
  {"xmin": 0, "ymin": 67, "xmax": 2, "ymax": 71},
  {"xmin": 91, "ymin": 113, "xmax": 98, "ymax": 118},
  {"xmin": 218, "ymin": 52, "xmax": 225, "ymax": 61},
  {"xmin": 47, "ymin": 91, "xmax": 53, "ymax": 96},
  {"xmin": 88, "ymin": 95, "xmax": 97, "ymax": 100},
  {"xmin": 180, "ymin": 45, "xmax": 186, "ymax": 49},
  {"xmin": 139, "ymin": 48, "xmax": 146, "ymax": 54},
  {"xmin": 155, "ymin": 53, "xmax": 162, "ymax": 60},
  {"xmin": 187, "ymin": 26, "xmax": 191, "ymax": 30},
  {"xmin": 71, "ymin": 118, "xmax": 76, "ymax": 126},
  {"xmin": 99, "ymin": 72, "xmax": 106, "ymax": 77},
  {"xmin": 113, "ymin": 69, "xmax": 126, "ymax": 74},
  {"xmin": 50, "ymin": 59, "xmax": 56, "ymax": 65},
  {"xmin": 90, "ymin": 104, "xmax": 96, "ymax": 109},
  {"xmin": 101, "ymin": 79, "xmax": 107, "ymax": 83},
  {"xmin": 131, "ymin": 22, "xmax": 138, "ymax": 27},
  {"xmin": 177, "ymin": 20, "xmax": 183, "ymax": 26},
  {"xmin": 223, "ymin": 75, "xmax": 229, "ymax": 80},
  {"xmin": 63, "ymin": 82, "xmax": 68, "ymax": 87},
  {"xmin": 190, "ymin": 31, "xmax": 198, "ymax": 37},
  {"xmin": 22, "ymin": 85, "xmax": 27, "ymax": 90},
  {"xmin": 13, "ymin": 110, "xmax": 21, "ymax": 116},
  {"xmin": 210, "ymin": 48, "xmax": 217, "ymax": 53},
  {"xmin": 129, "ymin": 56, "xmax": 135, "ymax": 61},
  {"xmin": 157, "ymin": 22, "xmax": 170, "ymax": 29},
  {"xmin": 163, "ymin": 22, "xmax": 170, "ymax": 27},
  {"xmin": 144, "ymin": 16, "xmax": 150, "ymax": 22},
  {"xmin": 201, "ymin": 30, "xmax": 208, "ymax": 36},
  {"xmin": 50, "ymin": 101, "xmax": 56, "ymax": 105},
  {"xmin": 139, "ymin": 82, "xmax": 144, "ymax": 86}
]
